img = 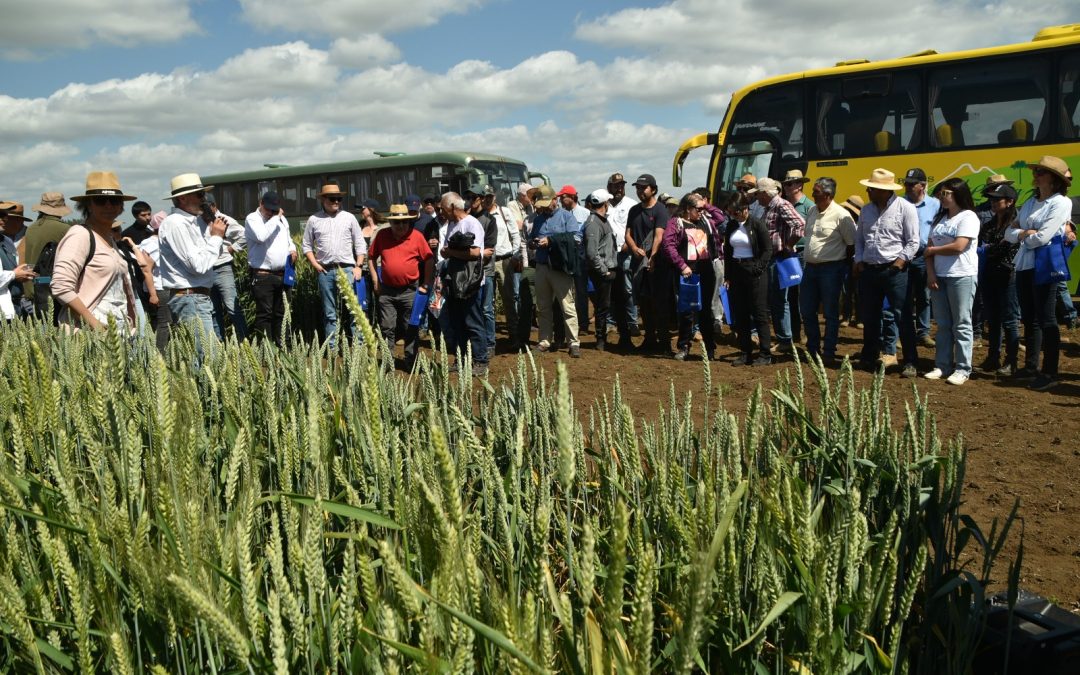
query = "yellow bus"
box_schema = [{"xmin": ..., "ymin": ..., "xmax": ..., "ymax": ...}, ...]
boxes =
[{"xmin": 673, "ymin": 23, "xmax": 1080, "ymax": 268}]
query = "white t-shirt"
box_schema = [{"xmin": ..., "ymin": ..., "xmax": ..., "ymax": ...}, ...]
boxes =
[
  {"xmin": 607, "ymin": 196, "xmax": 637, "ymax": 250},
  {"xmin": 930, "ymin": 210, "xmax": 979, "ymax": 277},
  {"xmin": 730, "ymin": 222, "xmax": 754, "ymax": 259}
]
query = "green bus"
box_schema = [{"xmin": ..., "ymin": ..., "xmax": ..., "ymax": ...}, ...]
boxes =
[{"xmin": 203, "ymin": 151, "xmax": 548, "ymax": 227}]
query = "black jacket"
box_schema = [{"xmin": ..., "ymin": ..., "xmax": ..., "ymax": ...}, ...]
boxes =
[{"xmin": 723, "ymin": 215, "xmax": 772, "ymax": 274}]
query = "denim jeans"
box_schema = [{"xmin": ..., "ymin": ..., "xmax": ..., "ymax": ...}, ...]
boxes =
[
  {"xmin": 931, "ymin": 275, "xmax": 977, "ymax": 375},
  {"xmin": 317, "ymin": 266, "xmax": 356, "ymax": 348},
  {"xmin": 574, "ymin": 264, "xmax": 591, "ymax": 334},
  {"xmin": 981, "ymin": 268, "xmax": 1020, "ymax": 368},
  {"xmin": 211, "ymin": 263, "xmax": 247, "ymax": 340},
  {"xmin": 768, "ymin": 259, "xmax": 793, "ymax": 344},
  {"xmin": 906, "ymin": 254, "xmax": 932, "ymax": 338},
  {"xmin": 1058, "ymin": 280, "xmax": 1077, "ymax": 322},
  {"xmin": 799, "ymin": 260, "xmax": 847, "ymax": 358},
  {"xmin": 1017, "ymin": 269, "xmax": 1060, "ymax": 376},
  {"xmin": 859, "ymin": 265, "xmax": 916, "ymax": 366},
  {"xmin": 482, "ymin": 274, "xmax": 496, "ymax": 350},
  {"xmin": 439, "ymin": 290, "xmax": 488, "ymax": 364},
  {"xmin": 612, "ymin": 250, "xmax": 639, "ymax": 334},
  {"xmin": 168, "ymin": 292, "xmax": 217, "ymax": 360}
]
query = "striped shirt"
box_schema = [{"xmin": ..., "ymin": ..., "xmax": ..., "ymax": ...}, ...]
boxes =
[
  {"xmin": 301, "ymin": 210, "xmax": 367, "ymax": 265},
  {"xmin": 763, "ymin": 195, "xmax": 805, "ymax": 255}
]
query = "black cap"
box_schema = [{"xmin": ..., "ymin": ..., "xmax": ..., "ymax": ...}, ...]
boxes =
[
  {"xmin": 632, "ymin": 173, "xmax": 657, "ymax": 188},
  {"xmin": 984, "ymin": 184, "xmax": 1018, "ymax": 201},
  {"xmin": 903, "ymin": 168, "xmax": 927, "ymax": 184},
  {"xmin": 359, "ymin": 198, "xmax": 380, "ymax": 211},
  {"xmin": 261, "ymin": 191, "xmax": 281, "ymax": 211},
  {"xmin": 422, "ymin": 194, "xmax": 438, "ymax": 205}
]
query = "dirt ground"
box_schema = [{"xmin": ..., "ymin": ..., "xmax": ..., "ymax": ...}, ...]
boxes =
[{"xmin": 452, "ymin": 315, "xmax": 1080, "ymax": 611}]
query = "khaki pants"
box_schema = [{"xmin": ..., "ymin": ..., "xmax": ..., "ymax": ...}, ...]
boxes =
[{"xmin": 535, "ymin": 263, "xmax": 578, "ymax": 345}]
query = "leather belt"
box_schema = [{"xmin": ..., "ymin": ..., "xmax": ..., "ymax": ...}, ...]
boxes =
[
  {"xmin": 251, "ymin": 268, "xmax": 284, "ymax": 276},
  {"xmin": 171, "ymin": 286, "xmax": 211, "ymax": 296},
  {"xmin": 322, "ymin": 262, "xmax": 351, "ymax": 270},
  {"xmin": 495, "ymin": 252, "xmax": 513, "ymax": 261},
  {"xmin": 804, "ymin": 259, "xmax": 846, "ymax": 267}
]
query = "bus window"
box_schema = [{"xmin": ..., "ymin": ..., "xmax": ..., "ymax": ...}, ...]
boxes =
[
  {"xmin": 217, "ymin": 185, "xmax": 238, "ymax": 216},
  {"xmin": 717, "ymin": 140, "xmax": 774, "ymax": 192},
  {"xmin": 813, "ymin": 73, "xmax": 920, "ymax": 157},
  {"xmin": 728, "ymin": 84, "xmax": 804, "ymax": 160},
  {"xmin": 280, "ymin": 179, "xmax": 298, "ymax": 214},
  {"xmin": 298, "ymin": 177, "xmax": 318, "ymax": 214},
  {"xmin": 929, "ymin": 57, "xmax": 1049, "ymax": 148},
  {"xmin": 1059, "ymin": 52, "xmax": 1080, "ymax": 139}
]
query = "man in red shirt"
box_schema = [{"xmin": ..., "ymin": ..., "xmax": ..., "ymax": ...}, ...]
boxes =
[{"xmin": 369, "ymin": 204, "xmax": 435, "ymax": 371}]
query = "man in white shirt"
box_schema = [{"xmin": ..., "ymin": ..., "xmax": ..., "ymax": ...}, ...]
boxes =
[
  {"xmin": 205, "ymin": 194, "xmax": 248, "ymax": 341},
  {"xmin": 605, "ymin": 173, "xmax": 639, "ymax": 345},
  {"xmin": 158, "ymin": 173, "xmax": 227, "ymax": 347},
  {"xmin": 488, "ymin": 191, "xmax": 523, "ymax": 349},
  {"xmin": 245, "ymin": 191, "xmax": 298, "ymax": 345},
  {"xmin": 438, "ymin": 192, "xmax": 489, "ymax": 376},
  {"xmin": 302, "ymin": 183, "xmax": 367, "ymax": 348}
]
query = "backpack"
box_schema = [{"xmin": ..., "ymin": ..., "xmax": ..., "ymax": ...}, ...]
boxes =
[{"xmin": 37, "ymin": 227, "xmax": 98, "ymax": 312}]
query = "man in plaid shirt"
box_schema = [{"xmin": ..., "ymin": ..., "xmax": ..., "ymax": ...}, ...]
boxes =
[{"xmin": 753, "ymin": 177, "xmax": 804, "ymax": 353}]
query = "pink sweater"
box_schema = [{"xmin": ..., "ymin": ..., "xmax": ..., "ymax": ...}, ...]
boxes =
[{"xmin": 51, "ymin": 225, "xmax": 137, "ymax": 325}]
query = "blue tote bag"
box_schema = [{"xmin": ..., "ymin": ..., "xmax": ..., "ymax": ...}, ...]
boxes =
[
  {"xmin": 1033, "ymin": 235, "xmax": 1075, "ymax": 286},
  {"xmin": 718, "ymin": 285, "xmax": 732, "ymax": 326},
  {"xmin": 777, "ymin": 256, "xmax": 803, "ymax": 289},
  {"xmin": 677, "ymin": 273, "xmax": 702, "ymax": 313},
  {"xmin": 353, "ymin": 277, "xmax": 370, "ymax": 311},
  {"xmin": 408, "ymin": 289, "xmax": 429, "ymax": 326},
  {"xmin": 283, "ymin": 255, "xmax": 297, "ymax": 288}
]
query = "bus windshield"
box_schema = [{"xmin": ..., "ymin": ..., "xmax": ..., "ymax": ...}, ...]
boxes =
[
  {"xmin": 470, "ymin": 160, "xmax": 529, "ymax": 206},
  {"xmin": 728, "ymin": 84, "xmax": 804, "ymax": 161}
]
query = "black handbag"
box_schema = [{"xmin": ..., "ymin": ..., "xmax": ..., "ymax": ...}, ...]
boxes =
[{"xmin": 440, "ymin": 231, "xmax": 483, "ymax": 300}]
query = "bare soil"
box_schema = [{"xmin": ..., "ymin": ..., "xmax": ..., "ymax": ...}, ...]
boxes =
[{"xmin": 458, "ymin": 319, "xmax": 1080, "ymax": 611}]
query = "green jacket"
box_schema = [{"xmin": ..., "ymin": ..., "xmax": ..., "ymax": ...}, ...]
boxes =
[{"xmin": 21, "ymin": 214, "xmax": 70, "ymax": 297}]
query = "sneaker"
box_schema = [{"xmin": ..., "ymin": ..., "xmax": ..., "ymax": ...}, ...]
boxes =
[
  {"xmin": 995, "ymin": 364, "xmax": 1014, "ymax": 377},
  {"xmin": 923, "ymin": 368, "xmax": 944, "ymax": 380},
  {"xmin": 473, "ymin": 363, "xmax": 489, "ymax": 378},
  {"xmin": 731, "ymin": 354, "xmax": 752, "ymax": 366},
  {"xmin": 673, "ymin": 348, "xmax": 689, "ymax": 361},
  {"xmin": 752, "ymin": 355, "xmax": 773, "ymax": 366},
  {"xmin": 880, "ymin": 353, "xmax": 898, "ymax": 368},
  {"xmin": 1029, "ymin": 374, "xmax": 1059, "ymax": 391},
  {"xmin": 975, "ymin": 359, "xmax": 1000, "ymax": 374},
  {"xmin": 536, "ymin": 340, "xmax": 552, "ymax": 353},
  {"xmin": 1012, "ymin": 367, "xmax": 1038, "ymax": 380},
  {"xmin": 856, "ymin": 360, "xmax": 877, "ymax": 373},
  {"xmin": 822, "ymin": 354, "xmax": 839, "ymax": 368},
  {"xmin": 569, "ymin": 343, "xmax": 582, "ymax": 358},
  {"xmin": 946, "ymin": 371, "xmax": 969, "ymax": 386},
  {"xmin": 901, "ymin": 363, "xmax": 917, "ymax": 378},
  {"xmin": 776, "ymin": 342, "xmax": 793, "ymax": 354},
  {"xmin": 636, "ymin": 339, "xmax": 658, "ymax": 354},
  {"xmin": 919, "ymin": 334, "xmax": 936, "ymax": 348}
]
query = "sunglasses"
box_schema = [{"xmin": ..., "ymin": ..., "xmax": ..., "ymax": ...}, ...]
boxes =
[
  {"xmin": 325, "ymin": 196, "xmax": 343, "ymax": 202},
  {"xmin": 938, "ymin": 189, "xmax": 954, "ymax": 197},
  {"xmin": 91, "ymin": 196, "xmax": 124, "ymax": 206},
  {"xmin": 1032, "ymin": 167, "xmax": 1048, "ymax": 177}
]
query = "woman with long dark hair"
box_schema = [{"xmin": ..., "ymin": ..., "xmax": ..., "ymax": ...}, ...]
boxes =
[
  {"xmin": 1005, "ymin": 155, "xmax": 1074, "ymax": 391},
  {"xmin": 977, "ymin": 184, "xmax": 1021, "ymax": 376},
  {"xmin": 722, "ymin": 193, "xmax": 773, "ymax": 366},
  {"xmin": 924, "ymin": 177, "xmax": 979, "ymax": 385}
]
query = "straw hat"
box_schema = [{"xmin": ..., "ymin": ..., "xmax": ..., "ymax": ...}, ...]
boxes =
[
  {"xmin": 782, "ymin": 169, "xmax": 810, "ymax": 184},
  {"xmin": 319, "ymin": 183, "xmax": 346, "ymax": 198},
  {"xmin": 71, "ymin": 171, "xmax": 138, "ymax": 202},
  {"xmin": 4, "ymin": 203, "xmax": 31, "ymax": 222},
  {"xmin": 163, "ymin": 173, "xmax": 214, "ymax": 199},
  {"xmin": 32, "ymin": 192, "xmax": 72, "ymax": 217},
  {"xmin": 533, "ymin": 184, "xmax": 557, "ymax": 208},
  {"xmin": 984, "ymin": 173, "xmax": 1014, "ymax": 187},
  {"xmin": 840, "ymin": 195, "xmax": 864, "ymax": 218},
  {"xmin": 858, "ymin": 168, "xmax": 903, "ymax": 191},
  {"xmin": 1026, "ymin": 155, "xmax": 1071, "ymax": 185},
  {"xmin": 386, "ymin": 204, "xmax": 415, "ymax": 221}
]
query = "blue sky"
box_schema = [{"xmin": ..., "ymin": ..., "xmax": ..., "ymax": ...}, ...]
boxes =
[{"xmin": 1, "ymin": 0, "xmax": 1073, "ymax": 223}]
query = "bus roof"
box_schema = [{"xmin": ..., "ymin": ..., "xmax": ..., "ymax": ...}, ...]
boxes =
[
  {"xmin": 203, "ymin": 150, "xmax": 527, "ymax": 183},
  {"xmin": 720, "ymin": 23, "xmax": 1080, "ymax": 137}
]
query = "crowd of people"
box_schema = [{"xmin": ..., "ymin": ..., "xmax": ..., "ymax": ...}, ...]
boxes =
[{"xmin": 0, "ymin": 157, "xmax": 1076, "ymax": 389}]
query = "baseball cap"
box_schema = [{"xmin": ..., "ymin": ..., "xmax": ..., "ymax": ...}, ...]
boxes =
[
  {"xmin": 532, "ymin": 184, "xmax": 557, "ymax": 208},
  {"xmin": 261, "ymin": 191, "xmax": 281, "ymax": 211},
  {"xmin": 903, "ymin": 168, "xmax": 928, "ymax": 184},
  {"xmin": 632, "ymin": 173, "xmax": 657, "ymax": 188},
  {"xmin": 607, "ymin": 173, "xmax": 626, "ymax": 185},
  {"xmin": 465, "ymin": 183, "xmax": 493, "ymax": 198},
  {"xmin": 984, "ymin": 184, "xmax": 1018, "ymax": 201},
  {"xmin": 556, "ymin": 184, "xmax": 577, "ymax": 197},
  {"xmin": 404, "ymin": 194, "xmax": 422, "ymax": 211},
  {"xmin": 586, "ymin": 188, "xmax": 613, "ymax": 206}
]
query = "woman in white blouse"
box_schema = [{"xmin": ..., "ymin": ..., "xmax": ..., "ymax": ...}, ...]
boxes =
[
  {"xmin": 1004, "ymin": 155, "xmax": 1073, "ymax": 392},
  {"xmin": 924, "ymin": 178, "xmax": 980, "ymax": 385}
]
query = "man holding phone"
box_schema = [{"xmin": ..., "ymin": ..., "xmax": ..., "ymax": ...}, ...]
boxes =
[{"xmin": 158, "ymin": 172, "xmax": 227, "ymax": 347}]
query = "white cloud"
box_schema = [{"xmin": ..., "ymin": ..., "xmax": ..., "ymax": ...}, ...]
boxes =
[
  {"xmin": 238, "ymin": 0, "xmax": 486, "ymax": 37},
  {"xmin": 0, "ymin": 0, "xmax": 200, "ymax": 57},
  {"xmin": 329, "ymin": 34, "xmax": 402, "ymax": 68}
]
